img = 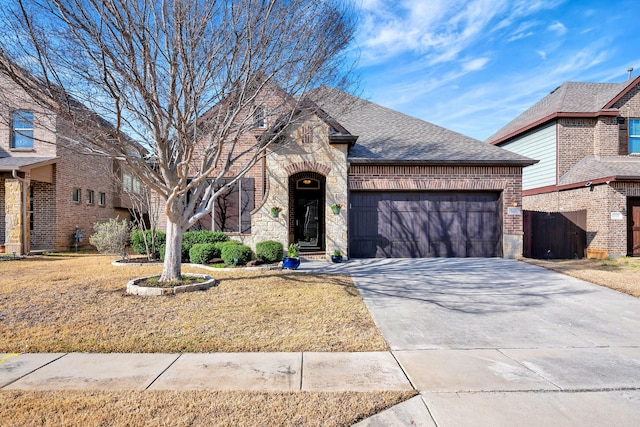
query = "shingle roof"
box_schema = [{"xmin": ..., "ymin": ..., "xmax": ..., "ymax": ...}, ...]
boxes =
[
  {"xmin": 0, "ymin": 156, "xmax": 58, "ymax": 171},
  {"xmin": 559, "ymin": 156, "xmax": 640, "ymax": 185},
  {"xmin": 310, "ymin": 88, "xmax": 535, "ymax": 165},
  {"xmin": 486, "ymin": 79, "xmax": 638, "ymax": 145}
]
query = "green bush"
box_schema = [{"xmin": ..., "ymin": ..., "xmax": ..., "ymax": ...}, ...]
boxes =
[
  {"xmin": 89, "ymin": 218, "xmax": 131, "ymax": 259},
  {"xmin": 189, "ymin": 243, "xmax": 218, "ymax": 265},
  {"xmin": 182, "ymin": 231, "xmax": 228, "ymax": 262},
  {"xmin": 221, "ymin": 243, "xmax": 253, "ymax": 266},
  {"xmin": 255, "ymin": 240, "xmax": 283, "ymax": 263},
  {"xmin": 159, "ymin": 231, "xmax": 230, "ymax": 262},
  {"xmin": 130, "ymin": 229, "xmax": 166, "ymax": 258}
]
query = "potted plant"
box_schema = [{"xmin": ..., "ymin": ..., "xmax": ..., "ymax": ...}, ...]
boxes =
[
  {"xmin": 331, "ymin": 203, "xmax": 342, "ymax": 215},
  {"xmin": 270, "ymin": 206, "xmax": 283, "ymax": 218},
  {"xmin": 283, "ymin": 243, "xmax": 300, "ymax": 270},
  {"xmin": 331, "ymin": 249, "xmax": 343, "ymax": 263}
]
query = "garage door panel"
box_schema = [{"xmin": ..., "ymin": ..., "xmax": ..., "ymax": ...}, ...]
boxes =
[
  {"xmin": 428, "ymin": 211, "xmax": 463, "ymax": 238},
  {"xmin": 429, "ymin": 240, "xmax": 465, "ymax": 257},
  {"xmin": 466, "ymin": 201, "xmax": 498, "ymax": 212},
  {"xmin": 466, "ymin": 241, "xmax": 500, "ymax": 257},
  {"xmin": 349, "ymin": 191, "xmax": 502, "ymax": 258},
  {"xmin": 467, "ymin": 211, "xmax": 499, "ymax": 240},
  {"xmin": 429, "ymin": 201, "xmax": 460, "ymax": 212}
]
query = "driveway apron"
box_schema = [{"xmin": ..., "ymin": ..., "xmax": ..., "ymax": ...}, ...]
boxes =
[{"xmin": 330, "ymin": 258, "xmax": 640, "ymax": 427}]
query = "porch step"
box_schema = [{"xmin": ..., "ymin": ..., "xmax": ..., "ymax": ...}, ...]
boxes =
[{"xmin": 299, "ymin": 251, "xmax": 326, "ymax": 260}]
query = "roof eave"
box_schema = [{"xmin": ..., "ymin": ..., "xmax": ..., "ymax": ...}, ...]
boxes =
[
  {"xmin": 329, "ymin": 134, "xmax": 358, "ymax": 147},
  {"xmin": 604, "ymin": 75, "xmax": 640, "ymax": 108},
  {"xmin": 490, "ymin": 110, "xmax": 620, "ymax": 146},
  {"xmin": 348, "ymin": 158, "xmax": 538, "ymax": 167},
  {"xmin": 0, "ymin": 157, "xmax": 59, "ymax": 172}
]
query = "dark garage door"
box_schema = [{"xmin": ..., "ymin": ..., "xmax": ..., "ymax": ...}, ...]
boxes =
[{"xmin": 349, "ymin": 192, "xmax": 502, "ymax": 258}]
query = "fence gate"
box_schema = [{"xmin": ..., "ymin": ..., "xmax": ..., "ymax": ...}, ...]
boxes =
[{"xmin": 523, "ymin": 210, "xmax": 587, "ymax": 259}]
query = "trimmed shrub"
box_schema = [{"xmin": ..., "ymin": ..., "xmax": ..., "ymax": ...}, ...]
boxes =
[
  {"xmin": 130, "ymin": 229, "xmax": 166, "ymax": 258},
  {"xmin": 255, "ymin": 240, "xmax": 284, "ymax": 263},
  {"xmin": 182, "ymin": 231, "xmax": 229, "ymax": 262},
  {"xmin": 189, "ymin": 243, "xmax": 218, "ymax": 265},
  {"xmin": 89, "ymin": 218, "xmax": 131, "ymax": 259},
  {"xmin": 221, "ymin": 243, "xmax": 253, "ymax": 266}
]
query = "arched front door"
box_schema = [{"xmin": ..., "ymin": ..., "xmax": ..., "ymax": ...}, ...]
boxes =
[{"xmin": 289, "ymin": 172, "xmax": 325, "ymax": 252}]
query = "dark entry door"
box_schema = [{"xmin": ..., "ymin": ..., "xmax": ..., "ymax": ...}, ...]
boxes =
[
  {"xmin": 630, "ymin": 199, "xmax": 640, "ymax": 256},
  {"xmin": 294, "ymin": 191, "xmax": 323, "ymax": 251}
]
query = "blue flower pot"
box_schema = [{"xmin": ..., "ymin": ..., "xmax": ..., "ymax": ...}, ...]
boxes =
[{"xmin": 283, "ymin": 257, "xmax": 301, "ymax": 270}]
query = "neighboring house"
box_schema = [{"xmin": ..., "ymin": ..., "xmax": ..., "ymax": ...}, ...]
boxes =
[
  {"xmin": 178, "ymin": 88, "xmax": 536, "ymax": 259},
  {"xmin": 0, "ymin": 75, "xmax": 133, "ymax": 254},
  {"xmin": 487, "ymin": 77, "xmax": 640, "ymax": 258}
]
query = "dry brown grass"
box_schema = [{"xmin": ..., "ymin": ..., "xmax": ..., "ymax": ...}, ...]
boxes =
[
  {"xmin": 0, "ymin": 390, "xmax": 416, "ymax": 426},
  {"xmin": 0, "ymin": 255, "xmax": 388, "ymax": 353},
  {"xmin": 521, "ymin": 257, "xmax": 640, "ymax": 297}
]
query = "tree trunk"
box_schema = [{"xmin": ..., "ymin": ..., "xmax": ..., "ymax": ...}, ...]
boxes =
[{"xmin": 160, "ymin": 220, "xmax": 183, "ymax": 282}]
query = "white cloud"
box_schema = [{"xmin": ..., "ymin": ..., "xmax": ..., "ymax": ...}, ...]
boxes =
[
  {"xmin": 536, "ymin": 50, "xmax": 547, "ymax": 60},
  {"xmin": 463, "ymin": 57, "xmax": 490, "ymax": 72},
  {"xmin": 548, "ymin": 21, "xmax": 568, "ymax": 35}
]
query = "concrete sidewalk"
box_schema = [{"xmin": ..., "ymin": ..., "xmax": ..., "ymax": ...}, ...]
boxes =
[{"xmin": 0, "ymin": 352, "xmax": 413, "ymax": 392}]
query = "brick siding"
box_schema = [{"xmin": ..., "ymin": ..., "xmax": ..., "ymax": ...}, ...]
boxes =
[{"xmin": 523, "ymin": 183, "xmax": 633, "ymax": 257}]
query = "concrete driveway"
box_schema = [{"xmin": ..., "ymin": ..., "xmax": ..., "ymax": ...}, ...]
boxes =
[{"xmin": 309, "ymin": 258, "xmax": 640, "ymax": 426}]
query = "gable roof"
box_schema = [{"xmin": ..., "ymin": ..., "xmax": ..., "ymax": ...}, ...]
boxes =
[
  {"xmin": 310, "ymin": 87, "xmax": 535, "ymax": 166},
  {"xmin": 487, "ymin": 76, "xmax": 640, "ymax": 145}
]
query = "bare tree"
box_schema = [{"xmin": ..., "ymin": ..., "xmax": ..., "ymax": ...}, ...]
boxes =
[{"xmin": 0, "ymin": 0, "xmax": 356, "ymax": 281}]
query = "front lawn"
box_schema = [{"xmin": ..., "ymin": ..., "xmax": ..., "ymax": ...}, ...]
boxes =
[
  {"xmin": 522, "ymin": 256, "xmax": 640, "ymax": 297},
  {"xmin": 0, "ymin": 255, "xmax": 388, "ymax": 353}
]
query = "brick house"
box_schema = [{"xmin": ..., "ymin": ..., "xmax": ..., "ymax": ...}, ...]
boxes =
[
  {"xmin": 0, "ymin": 75, "xmax": 132, "ymax": 254},
  {"xmin": 183, "ymin": 88, "xmax": 536, "ymax": 259},
  {"xmin": 487, "ymin": 77, "xmax": 640, "ymax": 258}
]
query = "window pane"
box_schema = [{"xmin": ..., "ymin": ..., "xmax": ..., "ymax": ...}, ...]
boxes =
[
  {"xmin": 630, "ymin": 137, "xmax": 640, "ymax": 154},
  {"xmin": 12, "ymin": 131, "xmax": 34, "ymax": 148},
  {"xmin": 214, "ymin": 181, "xmax": 239, "ymax": 232},
  {"xmin": 12, "ymin": 111, "xmax": 34, "ymax": 149},
  {"xmin": 240, "ymin": 178, "xmax": 254, "ymax": 234},
  {"xmin": 629, "ymin": 119, "xmax": 640, "ymax": 136},
  {"xmin": 13, "ymin": 111, "xmax": 33, "ymax": 128}
]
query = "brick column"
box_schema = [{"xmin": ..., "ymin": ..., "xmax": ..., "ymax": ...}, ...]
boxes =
[{"xmin": 4, "ymin": 179, "xmax": 23, "ymax": 254}]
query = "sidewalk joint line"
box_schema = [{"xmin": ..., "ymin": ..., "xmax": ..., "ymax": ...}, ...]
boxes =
[
  {"xmin": 496, "ymin": 348, "xmax": 562, "ymax": 391},
  {"xmin": 144, "ymin": 353, "xmax": 182, "ymax": 390},
  {"xmin": 299, "ymin": 352, "xmax": 304, "ymax": 391},
  {"xmin": 390, "ymin": 350, "xmax": 417, "ymax": 391},
  {"xmin": 0, "ymin": 353, "xmax": 68, "ymax": 389}
]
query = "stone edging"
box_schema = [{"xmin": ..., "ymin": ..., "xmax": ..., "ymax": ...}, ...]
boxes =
[
  {"xmin": 112, "ymin": 259, "xmax": 284, "ymax": 271},
  {"xmin": 126, "ymin": 273, "xmax": 217, "ymax": 296}
]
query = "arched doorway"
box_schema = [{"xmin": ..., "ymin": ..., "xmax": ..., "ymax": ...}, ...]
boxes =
[{"xmin": 289, "ymin": 172, "xmax": 326, "ymax": 252}]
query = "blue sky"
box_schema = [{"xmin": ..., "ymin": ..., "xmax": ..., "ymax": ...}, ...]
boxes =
[{"xmin": 351, "ymin": 0, "xmax": 640, "ymax": 141}]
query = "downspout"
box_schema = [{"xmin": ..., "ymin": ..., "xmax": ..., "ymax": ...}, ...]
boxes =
[{"xmin": 12, "ymin": 169, "xmax": 29, "ymax": 255}]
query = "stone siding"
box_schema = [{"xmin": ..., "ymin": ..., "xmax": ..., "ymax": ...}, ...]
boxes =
[
  {"xmin": 4, "ymin": 179, "xmax": 22, "ymax": 254},
  {"xmin": 0, "ymin": 179, "xmax": 4, "ymax": 245},
  {"xmin": 248, "ymin": 117, "xmax": 349, "ymax": 258}
]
